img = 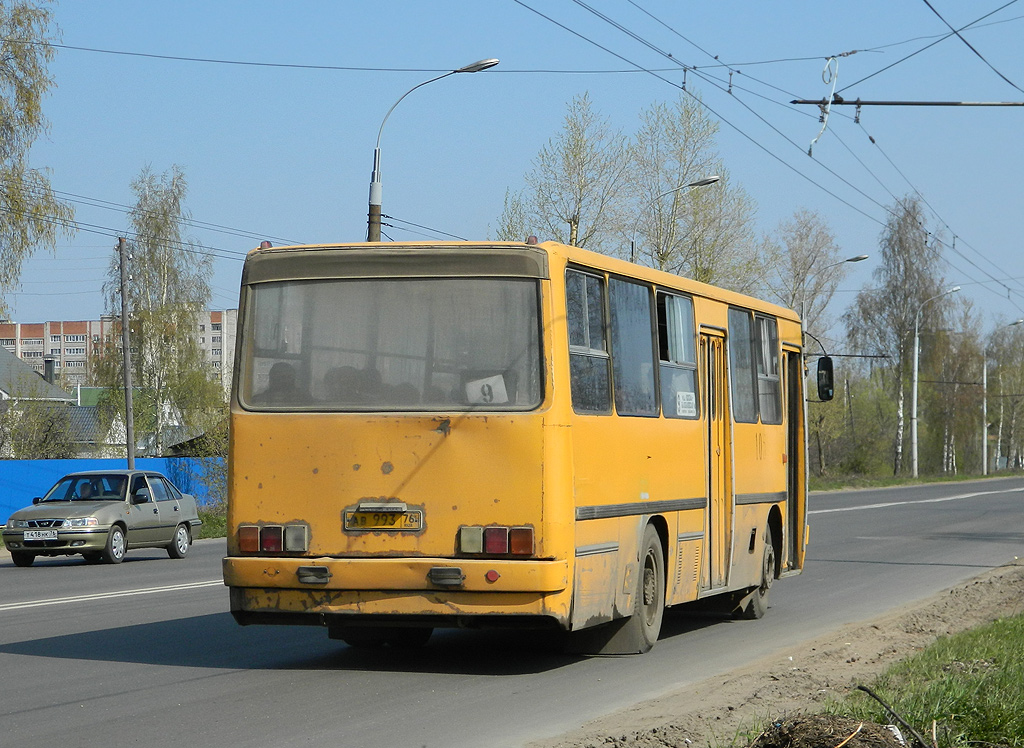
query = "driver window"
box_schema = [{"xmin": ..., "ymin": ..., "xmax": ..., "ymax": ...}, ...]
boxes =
[{"xmin": 131, "ymin": 476, "xmax": 150, "ymax": 501}]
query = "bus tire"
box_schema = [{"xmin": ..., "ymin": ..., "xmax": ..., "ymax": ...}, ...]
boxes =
[
  {"xmin": 739, "ymin": 523, "xmax": 775, "ymax": 620},
  {"xmin": 627, "ymin": 524, "xmax": 666, "ymax": 653}
]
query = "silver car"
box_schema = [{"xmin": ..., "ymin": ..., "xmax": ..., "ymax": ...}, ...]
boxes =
[{"xmin": 2, "ymin": 470, "xmax": 203, "ymax": 567}]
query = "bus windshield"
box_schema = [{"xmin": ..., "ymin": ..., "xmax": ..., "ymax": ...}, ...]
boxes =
[{"xmin": 240, "ymin": 276, "xmax": 543, "ymax": 411}]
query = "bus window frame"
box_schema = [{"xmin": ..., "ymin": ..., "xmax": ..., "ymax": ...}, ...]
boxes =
[
  {"xmin": 237, "ymin": 275, "xmax": 547, "ymax": 413},
  {"xmin": 656, "ymin": 290, "xmax": 700, "ymax": 420},
  {"xmin": 608, "ymin": 275, "xmax": 659, "ymax": 418},
  {"xmin": 566, "ymin": 267, "xmax": 613, "ymax": 415}
]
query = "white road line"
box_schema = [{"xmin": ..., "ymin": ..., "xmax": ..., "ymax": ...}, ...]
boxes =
[
  {"xmin": 0, "ymin": 579, "xmax": 223, "ymax": 612},
  {"xmin": 809, "ymin": 488, "xmax": 1021, "ymax": 515}
]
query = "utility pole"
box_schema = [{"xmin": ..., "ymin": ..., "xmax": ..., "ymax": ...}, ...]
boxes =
[{"xmin": 118, "ymin": 237, "xmax": 136, "ymax": 469}]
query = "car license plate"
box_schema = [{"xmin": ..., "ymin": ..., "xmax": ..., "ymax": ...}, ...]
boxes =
[
  {"xmin": 344, "ymin": 510, "xmax": 422, "ymax": 531},
  {"xmin": 24, "ymin": 530, "xmax": 58, "ymax": 540}
]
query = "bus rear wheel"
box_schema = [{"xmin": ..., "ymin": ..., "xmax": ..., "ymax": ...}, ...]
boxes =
[
  {"xmin": 738, "ymin": 523, "xmax": 775, "ymax": 620},
  {"xmin": 636, "ymin": 525, "xmax": 666, "ymax": 651}
]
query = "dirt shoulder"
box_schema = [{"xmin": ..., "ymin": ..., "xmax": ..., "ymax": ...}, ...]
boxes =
[{"xmin": 531, "ymin": 559, "xmax": 1024, "ymax": 748}]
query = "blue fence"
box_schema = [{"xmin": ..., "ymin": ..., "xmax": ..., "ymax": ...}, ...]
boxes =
[{"xmin": 0, "ymin": 458, "xmax": 222, "ymax": 525}]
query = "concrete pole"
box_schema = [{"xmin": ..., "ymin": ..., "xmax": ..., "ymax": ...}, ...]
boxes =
[{"xmin": 118, "ymin": 237, "xmax": 136, "ymax": 469}]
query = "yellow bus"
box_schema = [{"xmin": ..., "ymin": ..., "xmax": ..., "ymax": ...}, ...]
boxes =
[{"xmin": 223, "ymin": 240, "xmax": 826, "ymax": 653}]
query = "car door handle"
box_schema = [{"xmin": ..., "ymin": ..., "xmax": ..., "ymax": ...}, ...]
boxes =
[
  {"xmin": 173, "ymin": 506, "xmax": 179, "ymax": 511},
  {"xmin": 153, "ymin": 507, "xmax": 158, "ymax": 515}
]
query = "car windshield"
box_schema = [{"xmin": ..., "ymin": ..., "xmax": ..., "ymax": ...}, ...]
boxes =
[{"xmin": 43, "ymin": 475, "xmax": 127, "ymax": 502}]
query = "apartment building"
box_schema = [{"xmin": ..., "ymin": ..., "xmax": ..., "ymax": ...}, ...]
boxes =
[{"xmin": 0, "ymin": 310, "xmax": 237, "ymax": 392}]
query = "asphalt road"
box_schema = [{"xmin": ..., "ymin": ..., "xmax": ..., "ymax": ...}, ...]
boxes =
[{"xmin": 3, "ymin": 477, "xmax": 1023, "ymax": 748}]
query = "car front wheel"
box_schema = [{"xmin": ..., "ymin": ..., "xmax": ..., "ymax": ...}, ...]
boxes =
[
  {"xmin": 11, "ymin": 551, "xmax": 36, "ymax": 567},
  {"xmin": 167, "ymin": 525, "xmax": 191, "ymax": 559},
  {"xmin": 102, "ymin": 526, "xmax": 126, "ymax": 564}
]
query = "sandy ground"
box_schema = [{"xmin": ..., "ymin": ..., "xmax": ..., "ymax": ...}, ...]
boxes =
[{"xmin": 530, "ymin": 558, "xmax": 1024, "ymax": 748}]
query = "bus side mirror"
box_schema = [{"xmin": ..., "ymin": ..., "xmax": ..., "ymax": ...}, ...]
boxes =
[{"xmin": 816, "ymin": 356, "xmax": 835, "ymax": 402}]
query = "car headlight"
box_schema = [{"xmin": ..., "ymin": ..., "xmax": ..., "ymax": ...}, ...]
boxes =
[
  {"xmin": 12, "ymin": 519, "xmax": 29, "ymax": 528},
  {"xmin": 66, "ymin": 517, "xmax": 99, "ymax": 528}
]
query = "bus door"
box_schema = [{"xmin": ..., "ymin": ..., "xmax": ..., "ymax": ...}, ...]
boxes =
[
  {"xmin": 700, "ymin": 329, "xmax": 731, "ymax": 590},
  {"xmin": 784, "ymin": 346, "xmax": 805, "ymax": 571}
]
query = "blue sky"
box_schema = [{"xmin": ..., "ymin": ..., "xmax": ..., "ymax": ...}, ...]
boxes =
[{"xmin": 8, "ymin": 1, "xmax": 1024, "ymax": 336}]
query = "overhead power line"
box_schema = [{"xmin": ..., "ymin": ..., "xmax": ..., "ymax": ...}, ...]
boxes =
[{"xmin": 919, "ymin": 0, "xmax": 1024, "ymax": 94}]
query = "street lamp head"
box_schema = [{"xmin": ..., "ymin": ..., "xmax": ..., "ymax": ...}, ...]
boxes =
[
  {"xmin": 456, "ymin": 58, "xmax": 500, "ymax": 73},
  {"xmin": 949, "ymin": 286, "xmax": 961, "ymax": 294},
  {"xmin": 847, "ymin": 254, "xmax": 869, "ymax": 263},
  {"xmin": 687, "ymin": 175, "xmax": 720, "ymax": 188}
]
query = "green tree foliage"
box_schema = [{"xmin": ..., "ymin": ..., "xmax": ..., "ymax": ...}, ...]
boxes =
[
  {"xmin": 91, "ymin": 165, "xmax": 223, "ymax": 456},
  {"xmin": 988, "ymin": 321, "xmax": 1024, "ymax": 471},
  {"xmin": 514, "ymin": 92, "xmax": 629, "ymax": 251},
  {"xmin": 628, "ymin": 95, "xmax": 762, "ymax": 291},
  {"xmin": 491, "ymin": 188, "xmax": 529, "ymax": 242},
  {"xmin": 844, "ymin": 197, "xmax": 948, "ymax": 475},
  {"xmin": 0, "ymin": 0, "xmax": 74, "ymax": 315},
  {"xmin": 0, "ymin": 400, "xmax": 75, "ymax": 458}
]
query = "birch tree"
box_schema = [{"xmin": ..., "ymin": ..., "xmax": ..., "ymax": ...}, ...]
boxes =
[
  {"xmin": 763, "ymin": 209, "xmax": 848, "ymax": 346},
  {"xmin": 0, "ymin": 0, "xmax": 74, "ymax": 315},
  {"xmin": 93, "ymin": 165, "xmax": 222, "ymax": 455},
  {"xmin": 521, "ymin": 93, "xmax": 628, "ymax": 252},
  {"xmin": 628, "ymin": 95, "xmax": 762, "ymax": 292},
  {"xmin": 844, "ymin": 197, "xmax": 947, "ymax": 475}
]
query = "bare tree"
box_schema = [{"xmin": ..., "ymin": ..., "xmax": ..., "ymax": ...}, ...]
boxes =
[
  {"xmin": 628, "ymin": 95, "xmax": 762, "ymax": 292},
  {"xmin": 523, "ymin": 93, "xmax": 628, "ymax": 251},
  {"xmin": 764, "ymin": 209, "xmax": 847, "ymax": 347},
  {"xmin": 0, "ymin": 0, "xmax": 74, "ymax": 315},
  {"xmin": 844, "ymin": 197, "xmax": 947, "ymax": 475}
]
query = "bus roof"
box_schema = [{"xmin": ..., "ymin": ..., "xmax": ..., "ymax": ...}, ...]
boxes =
[{"xmin": 242, "ymin": 240, "xmax": 799, "ymax": 323}]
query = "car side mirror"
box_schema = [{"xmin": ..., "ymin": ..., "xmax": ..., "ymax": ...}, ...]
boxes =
[
  {"xmin": 32, "ymin": 496, "xmax": 42, "ymax": 505},
  {"xmin": 816, "ymin": 356, "xmax": 835, "ymax": 402},
  {"xmin": 131, "ymin": 488, "xmax": 151, "ymax": 505}
]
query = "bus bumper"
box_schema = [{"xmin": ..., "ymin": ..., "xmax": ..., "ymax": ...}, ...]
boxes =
[{"xmin": 223, "ymin": 555, "xmax": 572, "ymax": 628}]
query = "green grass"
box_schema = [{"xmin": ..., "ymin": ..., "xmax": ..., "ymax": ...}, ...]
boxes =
[
  {"xmin": 197, "ymin": 505, "xmax": 227, "ymax": 539},
  {"xmin": 808, "ymin": 470, "xmax": 1019, "ymax": 493},
  {"xmin": 825, "ymin": 614, "xmax": 1024, "ymax": 747}
]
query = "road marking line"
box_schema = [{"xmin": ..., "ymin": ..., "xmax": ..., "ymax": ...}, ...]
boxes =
[
  {"xmin": 809, "ymin": 488, "xmax": 1021, "ymax": 515},
  {"xmin": 0, "ymin": 580, "xmax": 223, "ymax": 612}
]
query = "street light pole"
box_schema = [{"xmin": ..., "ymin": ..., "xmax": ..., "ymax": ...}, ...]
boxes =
[
  {"xmin": 629, "ymin": 176, "xmax": 720, "ymax": 263},
  {"xmin": 911, "ymin": 285, "xmax": 960, "ymax": 477},
  {"xmin": 799, "ymin": 253, "xmax": 868, "ymax": 334},
  {"xmin": 367, "ymin": 58, "xmax": 499, "ymax": 242}
]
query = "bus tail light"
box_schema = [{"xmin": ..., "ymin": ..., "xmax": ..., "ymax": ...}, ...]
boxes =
[
  {"xmin": 238, "ymin": 524, "xmax": 309, "ymax": 554},
  {"xmin": 238, "ymin": 525, "xmax": 260, "ymax": 553},
  {"xmin": 483, "ymin": 527, "xmax": 508, "ymax": 554},
  {"xmin": 261, "ymin": 526, "xmax": 283, "ymax": 552},
  {"xmin": 459, "ymin": 526, "xmax": 534, "ymax": 556},
  {"xmin": 509, "ymin": 527, "xmax": 534, "ymax": 555}
]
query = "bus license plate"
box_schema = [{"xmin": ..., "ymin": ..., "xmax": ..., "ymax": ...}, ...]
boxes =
[
  {"xmin": 344, "ymin": 510, "xmax": 422, "ymax": 531},
  {"xmin": 25, "ymin": 530, "xmax": 58, "ymax": 540}
]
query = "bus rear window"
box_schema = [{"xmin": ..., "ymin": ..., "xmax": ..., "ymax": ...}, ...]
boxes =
[{"xmin": 240, "ymin": 277, "xmax": 542, "ymax": 411}]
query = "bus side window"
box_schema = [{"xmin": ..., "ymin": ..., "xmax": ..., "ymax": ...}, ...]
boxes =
[
  {"xmin": 657, "ymin": 293, "xmax": 699, "ymax": 419},
  {"xmin": 755, "ymin": 315, "xmax": 782, "ymax": 424},
  {"xmin": 609, "ymin": 278, "xmax": 657, "ymax": 416},
  {"xmin": 566, "ymin": 270, "xmax": 611, "ymax": 414},
  {"xmin": 728, "ymin": 308, "xmax": 759, "ymax": 424}
]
